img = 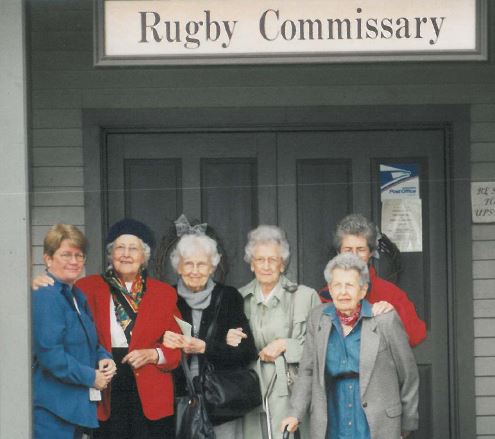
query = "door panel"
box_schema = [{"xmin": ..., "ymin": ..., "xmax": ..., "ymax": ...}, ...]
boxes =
[
  {"xmin": 106, "ymin": 127, "xmax": 448, "ymax": 439},
  {"xmin": 295, "ymin": 159, "xmax": 353, "ymax": 287},
  {"xmin": 107, "ymin": 132, "xmax": 276, "ymax": 284},
  {"xmin": 201, "ymin": 158, "xmax": 258, "ymax": 284},
  {"xmin": 124, "ymin": 158, "xmax": 182, "ymax": 242},
  {"xmin": 277, "ymin": 129, "xmax": 447, "ymax": 439}
]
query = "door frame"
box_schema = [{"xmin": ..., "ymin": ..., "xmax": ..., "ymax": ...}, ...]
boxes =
[{"xmin": 83, "ymin": 104, "xmax": 473, "ymax": 438}]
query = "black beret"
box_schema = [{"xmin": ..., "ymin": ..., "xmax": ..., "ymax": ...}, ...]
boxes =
[{"xmin": 105, "ymin": 218, "xmax": 155, "ymax": 249}]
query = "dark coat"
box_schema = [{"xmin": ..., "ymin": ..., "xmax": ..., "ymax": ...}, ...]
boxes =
[{"xmin": 173, "ymin": 283, "xmax": 258, "ymax": 397}]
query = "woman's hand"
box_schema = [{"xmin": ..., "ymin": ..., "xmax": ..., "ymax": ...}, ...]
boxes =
[
  {"xmin": 182, "ymin": 336, "xmax": 206, "ymax": 354},
  {"xmin": 372, "ymin": 301, "xmax": 394, "ymax": 316},
  {"xmin": 259, "ymin": 339, "xmax": 286, "ymax": 362},
  {"xmin": 280, "ymin": 417, "xmax": 299, "ymax": 433},
  {"xmin": 31, "ymin": 274, "xmax": 54, "ymax": 290},
  {"xmin": 98, "ymin": 358, "xmax": 117, "ymax": 379},
  {"xmin": 122, "ymin": 349, "xmax": 158, "ymax": 369},
  {"xmin": 93, "ymin": 370, "xmax": 111, "ymax": 390},
  {"xmin": 226, "ymin": 327, "xmax": 248, "ymax": 347},
  {"xmin": 163, "ymin": 330, "xmax": 184, "ymax": 349},
  {"xmin": 162, "ymin": 331, "xmax": 206, "ymax": 354}
]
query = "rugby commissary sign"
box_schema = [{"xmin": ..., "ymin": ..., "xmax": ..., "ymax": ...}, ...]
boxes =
[{"xmin": 95, "ymin": 0, "xmax": 486, "ymax": 65}]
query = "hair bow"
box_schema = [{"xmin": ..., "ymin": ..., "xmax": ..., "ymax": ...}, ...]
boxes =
[{"xmin": 174, "ymin": 214, "xmax": 207, "ymax": 237}]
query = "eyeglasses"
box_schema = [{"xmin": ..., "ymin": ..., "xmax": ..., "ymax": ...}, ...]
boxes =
[
  {"xmin": 57, "ymin": 252, "xmax": 86, "ymax": 263},
  {"xmin": 181, "ymin": 261, "xmax": 211, "ymax": 273},
  {"xmin": 113, "ymin": 245, "xmax": 142, "ymax": 257},
  {"xmin": 252, "ymin": 257, "xmax": 281, "ymax": 266}
]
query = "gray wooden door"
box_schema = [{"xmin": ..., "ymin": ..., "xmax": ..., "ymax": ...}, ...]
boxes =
[
  {"xmin": 277, "ymin": 129, "xmax": 447, "ymax": 439},
  {"xmin": 106, "ymin": 127, "xmax": 448, "ymax": 439},
  {"xmin": 106, "ymin": 132, "xmax": 277, "ymax": 285}
]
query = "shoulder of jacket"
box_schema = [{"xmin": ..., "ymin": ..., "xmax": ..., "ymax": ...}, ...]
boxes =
[
  {"xmin": 308, "ymin": 303, "xmax": 328, "ymax": 324},
  {"xmin": 372, "ymin": 272, "xmax": 406, "ymax": 295},
  {"xmin": 216, "ymin": 283, "xmax": 242, "ymax": 300},
  {"xmin": 75, "ymin": 274, "xmax": 104, "ymax": 288},
  {"xmin": 294, "ymin": 283, "xmax": 318, "ymax": 297},
  {"xmin": 146, "ymin": 277, "xmax": 174, "ymax": 290},
  {"xmin": 238, "ymin": 278, "xmax": 257, "ymax": 298},
  {"xmin": 33, "ymin": 283, "xmax": 62, "ymax": 299},
  {"xmin": 146, "ymin": 278, "xmax": 178, "ymax": 301},
  {"xmin": 373, "ymin": 309, "xmax": 401, "ymax": 329}
]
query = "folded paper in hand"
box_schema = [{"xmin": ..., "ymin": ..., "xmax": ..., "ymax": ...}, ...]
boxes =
[{"xmin": 174, "ymin": 316, "xmax": 192, "ymax": 337}]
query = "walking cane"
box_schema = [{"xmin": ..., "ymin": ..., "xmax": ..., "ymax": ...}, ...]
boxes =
[{"xmin": 263, "ymin": 371, "xmax": 278, "ymax": 439}]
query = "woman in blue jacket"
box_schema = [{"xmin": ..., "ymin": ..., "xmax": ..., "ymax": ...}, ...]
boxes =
[{"xmin": 33, "ymin": 224, "xmax": 116, "ymax": 439}]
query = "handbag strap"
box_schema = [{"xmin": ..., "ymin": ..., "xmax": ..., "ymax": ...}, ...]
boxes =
[
  {"xmin": 180, "ymin": 351, "xmax": 198, "ymax": 397},
  {"xmin": 287, "ymin": 288, "xmax": 296, "ymax": 339},
  {"xmin": 204, "ymin": 286, "xmax": 224, "ymax": 344},
  {"xmin": 198, "ymin": 286, "xmax": 224, "ymax": 377},
  {"xmin": 283, "ymin": 286, "xmax": 297, "ymax": 365}
]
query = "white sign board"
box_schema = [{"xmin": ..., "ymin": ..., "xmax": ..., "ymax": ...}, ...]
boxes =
[
  {"xmin": 381, "ymin": 199, "xmax": 422, "ymax": 252},
  {"xmin": 95, "ymin": 0, "xmax": 486, "ymax": 65},
  {"xmin": 471, "ymin": 182, "xmax": 495, "ymax": 223}
]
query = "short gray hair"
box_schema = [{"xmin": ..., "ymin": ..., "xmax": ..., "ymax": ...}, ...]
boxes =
[
  {"xmin": 243, "ymin": 225, "xmax": 290, "ymax": 265},
  {"xmin": 324, "ymin": 253, "xmax": 369, "ymax": 287},
  {"xmin": 333, "ymin": 214, "xmax": 378, "ymax": 254},
  {"xmin": 106, "ymin": 239, "xmax": 151, "ymax": 268},
  {"xmin": 170, "ymin": 234, "xmax": 221, "ymax": 272}
]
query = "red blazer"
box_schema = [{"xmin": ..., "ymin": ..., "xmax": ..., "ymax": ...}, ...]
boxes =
[
  {"xmin": 76, "ymin": 275, "xmax": 181, "ymax": 421},
  {"xmin": 319, "ymin": 266, "xmax": 427, "ymax": 347}
]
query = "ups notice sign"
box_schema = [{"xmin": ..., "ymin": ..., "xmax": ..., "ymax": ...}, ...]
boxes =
[{"xmin": 95, "ymin": 0, "xmax": 487, "ymax": 66}]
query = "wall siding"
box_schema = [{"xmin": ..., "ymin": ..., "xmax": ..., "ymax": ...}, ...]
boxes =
[
  {"xmin": 471, "ymin": 102, "xmax": 495, "ymax": 438},
  {"xmin": 27, "ymin": 2, "xmax": 495, "ymax": 437}
]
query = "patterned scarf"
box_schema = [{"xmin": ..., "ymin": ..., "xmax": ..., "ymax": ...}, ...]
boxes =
[
  {"xmin": 336, "ymin": 303, "xmax": 362, "ymax": 328},
  {"xmin": 103, "ymin": 267, "xmax": 147, "ymax": 341}
]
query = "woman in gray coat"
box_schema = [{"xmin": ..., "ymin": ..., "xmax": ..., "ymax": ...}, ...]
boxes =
[
  {"xmin": 239, "ymin": 225, "xmax": 320, "ymax": 439},
  {"xmin": 281, "ymin": 253, "xmax": 419, "ymax": 439}
]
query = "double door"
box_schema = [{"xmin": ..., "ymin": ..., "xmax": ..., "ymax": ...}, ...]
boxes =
[{"xmin": 106, "ymin": 127, "xmax": 448, "ymax": 438}]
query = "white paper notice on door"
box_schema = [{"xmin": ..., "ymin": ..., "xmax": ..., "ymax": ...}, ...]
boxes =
[{"xmin": 381, "ymin": 199, "xmax": 422, "ymax": 252}]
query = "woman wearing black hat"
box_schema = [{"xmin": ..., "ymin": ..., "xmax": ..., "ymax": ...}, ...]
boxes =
[{"xmin": 33, "ymin": 218, "xmax": 181, "ymax": 439}]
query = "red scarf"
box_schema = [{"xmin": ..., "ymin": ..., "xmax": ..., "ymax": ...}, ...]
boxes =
[{"xmin": 336, "ymin": 303, "xmax": 362, "ymax": 328}]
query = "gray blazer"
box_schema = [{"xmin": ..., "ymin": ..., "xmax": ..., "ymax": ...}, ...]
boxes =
[{"xmin": 288, "ymin": 303, "xmax": 419, "ymax": 439}]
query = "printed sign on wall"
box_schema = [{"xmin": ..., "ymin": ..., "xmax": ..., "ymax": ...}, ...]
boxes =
[
  {"xmin": 380, "ymin": 164, "xmax": 422, "ymax": 252},
  {"xmin": 471, "ymin": 182, "xmax": 495, "ymax": 223},
  {"xmin": 95, "ymin": 0, "xmax": 486, "ymax": 65}
]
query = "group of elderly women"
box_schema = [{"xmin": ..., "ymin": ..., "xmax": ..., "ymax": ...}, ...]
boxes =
[{"xmin": 32, "ymin": 213, "xmax": 425, "ymax": 439}]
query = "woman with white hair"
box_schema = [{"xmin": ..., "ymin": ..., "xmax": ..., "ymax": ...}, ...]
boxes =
[
  {"xmin": 163, "ymin": 216, "xmax": 257, "ymax": 439},
  {"xmin": 319, "ymin": 213, "xmax": 426, "ymax": 347},
  {"xmin": 240, "ymin": 225, "xmax": 320, "ymax": 439},
  {"xmin": 281, "ymin": 253, "xmax": 419, "ymax": 439}
]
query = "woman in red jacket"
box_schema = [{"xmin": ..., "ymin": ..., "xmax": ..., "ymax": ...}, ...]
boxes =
[
  {"xmin": 34, "ymin": 218, "xmax": 181, "ymax": 439},
  {"xmin": 319, "ymin": 214, "xmax": 426, "ymax": 347}
]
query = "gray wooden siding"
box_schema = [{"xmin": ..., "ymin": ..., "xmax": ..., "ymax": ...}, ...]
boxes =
[
  {"xmin": 27, "ymin": 1, "xmax": 495, "ymax": 436},
  {"xmin": 472, "ymin": 103, "xmax": 495, "ymax": 438}
]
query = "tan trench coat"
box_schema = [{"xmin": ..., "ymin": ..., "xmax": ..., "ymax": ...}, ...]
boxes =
[{"xmin": 239, "ymin": 276, "xmax": 320, "ymax": 439}]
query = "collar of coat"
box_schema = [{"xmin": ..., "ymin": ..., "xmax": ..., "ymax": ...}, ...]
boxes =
[{"xmin": 239, "ymin": 275, "xmax": 298, "ymax": 303}]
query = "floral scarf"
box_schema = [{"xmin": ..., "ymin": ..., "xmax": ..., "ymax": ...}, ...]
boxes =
[
  {"xmin": 103, "ymin": 267, "xmax": 147, "ymax": 343},
  {"xmin": 336, "ymin": 303, "xmax": 362, "ymax": 328}
]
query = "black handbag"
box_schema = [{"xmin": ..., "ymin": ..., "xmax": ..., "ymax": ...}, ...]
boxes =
[
  {"xmin": 175, "ymin": 352, "xmax": 215, "ymax": 439},
  {"xmin": 200, "ymin": 360, "xmax": 262, "ymax": 418},
  {"xmin": 199, "ymin": 288, "xmax": 262, "ymax": 420}
]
